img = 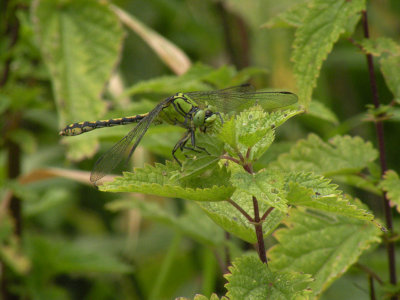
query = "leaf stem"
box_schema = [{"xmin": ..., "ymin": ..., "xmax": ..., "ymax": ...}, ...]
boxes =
[
  {"xmin": 260, "ymin": 207, "xmax": 274, "ymax": 222},
  {"xmin": 224, "ymin": 232, "xmax": 231, "ymax": 271},
  {"xmin": 361, "ymin": 10, "xmax": 397, "ymax": 295},
  {"xmin": 227, "ymin": 199, "xmax": 254, "ymax": 222},
  {"xmin": 220, "ymin": 155, "xmax": 241, "ymax": 165},
  {"xmin": 356, "ymin": 263, "xmax": 383, "ymax": 285},
  {"xmin": 369, "ymin": 276, "xmax": 376, "ymax": 300},
  {"xmin": 252, "ymin": 196, "xmax": 267, "ymax": 264}
]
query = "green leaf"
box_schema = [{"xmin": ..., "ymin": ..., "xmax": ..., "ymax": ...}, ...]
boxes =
[
  {"xmin": 218, "ymin": 116, "xmax": 237, "ymax": 150},
  {"xmin": 358, "ymin": 38, "xmax": 400, "ymax": 101},
  {"xmin": 332, "ymin": 174, "xmax": 381, "ymax": 195},
  {"xmin": 307, "ymin": 101, "xmax": 339, "ymax": 124},
  {"xmin": 225, "ymin": 254, "xmax": 313, "ymax": 300},
  {"xmin": 180, "ymin": 133, "xmax": 225, "ymax": 180},
  {"xmin": 100, "ymin": 162, "xmax": 235, "ymax": 202},
  {"xmin": 292, "ymin": 0, "xmax": 366, "ymax": 107},
  {"xmin": 199, "ymin": 192, "xmax": 286, "ymax": 243},
  {"xmin": 124, "ymin": 64, "xmax": 266, "ymax": 97},
  {"xmin": 124, "ymin": 64, "xmax": 213, "ymax": 96},
  {"xmin": 250, "ymin": 109, "xmax": 302, "ymax": 161},
  {"xmin": 268, "ymin": 208, "xmax": 381, "ymax": 297},
  {"xmin": 107, "ymin": 200, "xmax": 225, "ymax": 246},
  {"xmin": 177, "ymin": 293, "xmax": 228, "ymax": 300},
  {"xmin": 379, "ymin": 170, "xmax": 400, "ymax": 213},
  {"xmin": 262, "ymin": 1, "xmax": 310, "ymax": 28},
  {"xmin": 381, "ymin": 55, "xmax": 400, "ymax": 101},
  {"xmin": 360, "ymin": 37, "xmax": 400, "ymax": 57},
  {"xmin": 33, "ymin": 0, "xmax": 124, "ymax": 160},
  {"xmin": 231, "ymin": 169, "xmax": 287, "ymax": 212},
  {"xmin": 271, "ymin": 134, "xmax": 378, "ymax": 176},
  {"xmin": 236, "ymin": 107, "xmax": 273, "ymax": 148},
  {"xmin": 286, "ymin": 172, "xmax": 374, "ymax": 221},
  {"xmin": 220, "ymin": 107, "xmax": 301, "ymax": 161}
]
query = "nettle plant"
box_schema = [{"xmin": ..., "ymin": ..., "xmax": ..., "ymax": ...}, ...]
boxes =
[
  {"xmin": 101, "ymin": 105, "xmax": 380, "ymax": 299},
  {"xmin": 28, "ymin": 0, "xmax": 398, "ymax": 299}
]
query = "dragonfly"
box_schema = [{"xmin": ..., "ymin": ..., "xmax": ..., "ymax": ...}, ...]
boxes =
[{"xmin": 59, "ymin": 84, "xmax": 298, "ymax": 184}]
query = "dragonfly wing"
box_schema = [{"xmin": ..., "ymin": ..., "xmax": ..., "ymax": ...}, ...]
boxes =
[
  {"xmin": 185, "ymin": 84, "xmax": 255, "ymax": 113},
  {"xmin": 90, "ymin": 101, "xmax": 166, "ymax": 184},
  {"xmin": 186, "ymin": 84, "xmax": 297, "ymax": 114}
]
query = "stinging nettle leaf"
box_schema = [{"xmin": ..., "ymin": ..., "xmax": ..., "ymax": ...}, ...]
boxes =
[
  {"xmin": 381, "ymin": 55, "xmax": 400, "ymax": 101},
  {"xmin": 271, "ymin": 134, "xmax": 378, "ymax": 176},
  {"xmin": 379, "ymin": 170, "xmax": 400, "ymax": 213},
  {"xmin": 292, "ymin": 0, "xmax": 366, "ymax": 107},
  {"xmin": 268, "ymin": 208, "xmax": 381, "ymax": 297},
  {"xmin": 199, "ymin": 192, "xmax": 286, "ymax": 244},
  {"xmin": 262, "ymin": 0, "xmax": 311, "ymax": 29},
  {"xmin": 283, "ymin": 172, "xmax": 374, "ymax": 221},
  {"xmin": 360, "ymin": 37, "xmax": 400, "ymax": 57},
  {"xmin": 33, "ymin": 0, "xmax": 124, "ymax": 160},
  {"xmin": 231, "ymin": 169, "xmax": 288, "ymax": 212},
  {"xmin": 225, "ymin": 254, "xmax": 313, "ymax": 299},
  {"xmin": 100, "ymin": 162, "xmax": 234, "ymax": 202}
]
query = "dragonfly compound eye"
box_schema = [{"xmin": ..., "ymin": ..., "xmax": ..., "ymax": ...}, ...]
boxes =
[
  {"xmin": 193, "ymin": 110, "xmax": 206, "ymax": 126},
  {"xmin": 205, "ymin": 110, "xmax": 213, "ymax": 117}
]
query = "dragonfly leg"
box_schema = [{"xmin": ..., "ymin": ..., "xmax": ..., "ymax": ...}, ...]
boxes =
[
  {"xmin": 215, "ymin": 112, "xmax": 224, "ymax": 124},
  {"xmin": 187, "ymin": 129, "xmax": 210, "ymax": 155},
  {"xmin": 172, "ymin": 132, "xmax": 191, "ymax": 165}
]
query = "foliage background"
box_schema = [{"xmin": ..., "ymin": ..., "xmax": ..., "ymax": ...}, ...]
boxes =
[{"xmin": 1, "ymin": 0, "xmax": 400, "ymax": 299}]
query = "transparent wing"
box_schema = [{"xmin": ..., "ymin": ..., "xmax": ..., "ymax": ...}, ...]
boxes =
[
  {"xmin": 185, "ymin": 84, "xmax": 298, "ymax": 114},
  {"xmin": 90, "ymin": 100, "xmax": 167, "ymax": 184}
]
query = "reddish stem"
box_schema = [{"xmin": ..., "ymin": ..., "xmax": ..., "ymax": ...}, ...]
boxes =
[{"xmin": 361, "ymin": 10, "xmax": 397, "ymax": 297}]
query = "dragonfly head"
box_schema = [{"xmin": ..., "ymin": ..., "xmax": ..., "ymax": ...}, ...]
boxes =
[{"xmin": 193, "ymin": 106, "xmax": 218, "ymax": 128}]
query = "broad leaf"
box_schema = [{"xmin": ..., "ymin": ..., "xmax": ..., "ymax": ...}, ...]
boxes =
[
  {"xmin": 177, "ymin": 293, "xmax": 228, "ymax": 300},
  {"xmin": 100, "ymin": 162, "xmax": 234, "ymax": 202},
  {"xmin": 33, "ymin": 0, "xmax": 124, "ymax": 160},
  {"xmin": 381, "ymin": 55, "xmax": 400, "ymax": 101},
  {"xmin": 268, "ymin": 208, "xmax": 381, "ymax": 297},
  {"xmin": 219, "ymin": 107, "xmax": 301, "ymax": 161},
  {"xmin": 360, "ymin": 37, "xmax": 400, "ymax": 56},
  {"xmin": 262, "ymin": 1, "xmax": 310, "ymax": 28},
  {"xmin": 271, "ymin": 134, "xmax": 378, "ymax": 176},
  {"xmin": 292, "ymin": 0, "xmax": 366, "ymax": 107},
  {"xmin": 286, "ymin": 172, "xmax": 374, "ymax": 220},
  {"xmin": 225, "ymin": 254, "xmax": 312, "ymax": 299},
  {"xmin": 124, "ymin": 64, "xmax": 266, "ymax": 97},
  {"xmin": 360, "ymin": 37, "xmax": 400, "ymax": 101},
  {"xmin": 180, "ymin": 133, "xmax": 225, "ymax": 180},
  {"xmin": 379, "ymin": 170, "xmax": 400, "ymax": 212},
  {"xmin": 231, "ymin": 169, "xmax": 287, "ymax": 212},
  {"xmin": 199, "ymin": 191, "xmax": 286, "ymax": 243}
]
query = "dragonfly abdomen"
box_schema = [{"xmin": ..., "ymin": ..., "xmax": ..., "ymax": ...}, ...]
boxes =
[{"xmin": 59, "ymin": 114, "xmax": 148, "ymax": 136}]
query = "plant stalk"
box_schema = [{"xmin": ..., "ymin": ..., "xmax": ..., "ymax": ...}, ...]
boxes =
[
  {"xmin": 361, "ymin": 10, "xmax": 397, "ymax": 297},
  {"xmin": 252, "ymin": 196, "xmax": 267, "ymax": 264}
]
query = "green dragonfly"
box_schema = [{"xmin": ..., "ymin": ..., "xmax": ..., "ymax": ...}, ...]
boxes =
[{"xmin": 59, "ymin": 84, "xmax": 298, "ymax": 184}]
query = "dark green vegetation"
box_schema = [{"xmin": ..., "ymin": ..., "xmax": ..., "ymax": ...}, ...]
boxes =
[{"xmin": 1, "ymin": 0, "xmax": 400, "ymax": 299}]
